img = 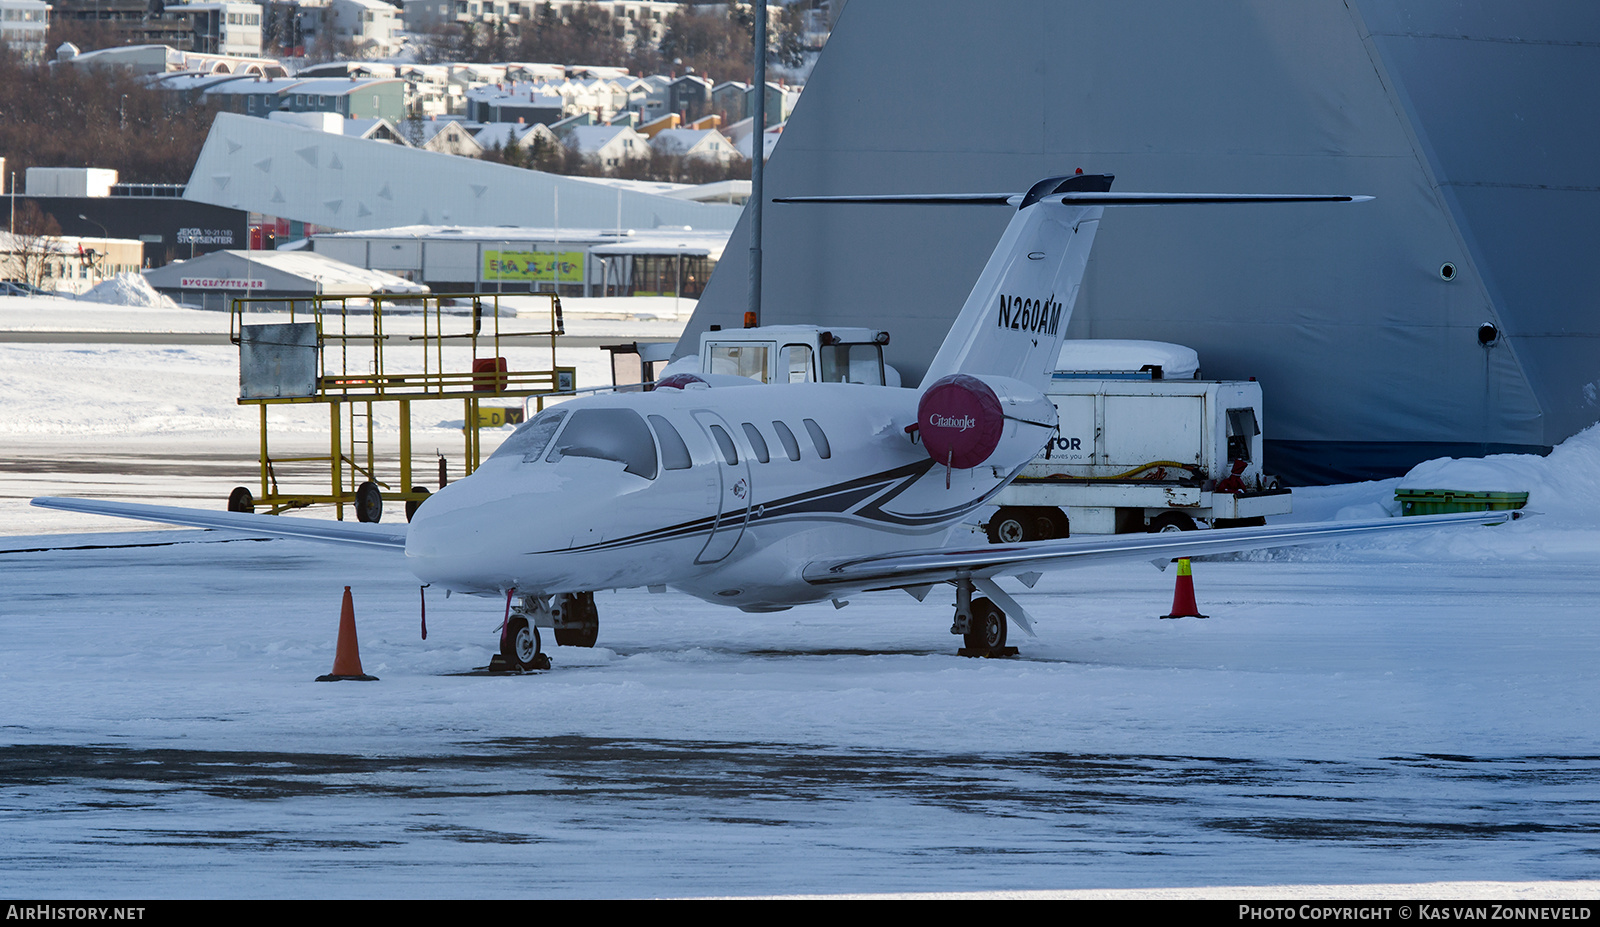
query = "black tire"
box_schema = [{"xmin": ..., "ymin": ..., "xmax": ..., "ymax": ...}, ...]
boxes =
[
  {"xmin": 987, "ymin": 507, "xmax": 1029, "ymax": 544},
  {"xmin": 1148, "ymin": 511, "xmax": 1197, "ymax": 533},
  {"xmin": 553, "ymin": 592, "xmax": 599, "ymax": 648},
  {"xmin": 501, "ymin": 616, "xmax": 541, "ymax": 670},
  {"xmin": 355, "ymin": 481, "xmax": 383, "ymax": 523},
  {"xmin": 405, "ymin": 486, "xmax": 430, "ymax": 522},
  {"xmin": 963, "ymin": 597, "xmax": 1008, "ymax": 651},
  {"xmin": 227, "ymin": 486, "xmax": 255, "ymax": 513}
]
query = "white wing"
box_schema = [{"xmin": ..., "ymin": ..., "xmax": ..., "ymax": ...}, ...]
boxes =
[
  {"xmin": 30, "ymin": 497, "xmax": 408, "ymax": 550},
  {"xmin": 803, "ymin": 510, "xmax": 1517, "ymax": 591}
]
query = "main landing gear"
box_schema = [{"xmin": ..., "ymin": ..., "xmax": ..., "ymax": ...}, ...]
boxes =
[
  {"xmin": 494, "ymin": 592, "xmax": 600, "ymax": 671},
  {"xmin": 951, "ymin": 576, "xmax": 1017, "ymax": 658}
]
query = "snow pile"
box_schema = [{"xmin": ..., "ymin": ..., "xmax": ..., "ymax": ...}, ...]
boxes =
[
  {"xmin": 77, "ymin": 272, "xmax": 181, "ymax": 310},
  {"xmin": 1399, "ymin": 422, "xmax": 1600, "ymax": 522}
]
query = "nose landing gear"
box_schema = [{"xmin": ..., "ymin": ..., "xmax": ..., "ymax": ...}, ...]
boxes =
[
  {"xmin": 499, "ymin": 615, "xmax": 549, "ymax": 671},
  {"xmin": 491, "ymin": 592, "xmax": 600, "ymax": 671}
]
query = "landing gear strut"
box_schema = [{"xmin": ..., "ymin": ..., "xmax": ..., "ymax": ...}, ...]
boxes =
[{"xmin": 951, "ymin": 574, "xmax": 1017, "ymax": 657}]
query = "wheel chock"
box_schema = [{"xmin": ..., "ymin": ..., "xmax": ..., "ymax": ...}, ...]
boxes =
[
  {"xmin": 487, "ymin": 653, "xmax": 550, "ymax": 673},
  {"xmin": 317, "ymin": 586, "xmax": 379, "ymax": 681},
  {"xmin": 957, "ymin": 646, "xmax": 1020, "ymax": 658}
]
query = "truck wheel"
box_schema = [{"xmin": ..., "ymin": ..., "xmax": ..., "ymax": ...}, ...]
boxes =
[
  {"xmin": 987, "ymin": 508, "xmax": 1029, "ymax": 544},
  {"xmin": 1148, "ymin": 512, "xmax": 1197, "ymax": 533}
]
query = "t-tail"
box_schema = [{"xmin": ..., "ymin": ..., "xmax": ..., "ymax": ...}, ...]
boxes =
[
  {"xmin": 921, "ymin": 173, "xmax": 1112, "ymax": 392},
  {"xmin": 777, "ymin": 174, "xmax": 1368, "ymax": 395},
  {"xmin": 776, "ymin": 176, "xmax": 1369, "ymax": 479}
]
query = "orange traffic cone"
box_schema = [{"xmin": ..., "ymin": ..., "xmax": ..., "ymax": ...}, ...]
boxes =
[
  {"xmin": 317, "ymin": 586, "xmax": 379, "ymax": 681},
  {"xmin": 1161, "ymin": 558, "xmax": 1208, "ymax": 619}
]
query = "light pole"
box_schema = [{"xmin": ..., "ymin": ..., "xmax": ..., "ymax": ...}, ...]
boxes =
[{"xmin": 78, "ymin": 214, "xmax": 110, "ymax": 284}]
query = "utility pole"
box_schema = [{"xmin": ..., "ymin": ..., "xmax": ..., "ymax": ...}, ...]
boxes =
[{"xmin": 747, "ymin": 0, "xmax": 766, "ymax": 328}]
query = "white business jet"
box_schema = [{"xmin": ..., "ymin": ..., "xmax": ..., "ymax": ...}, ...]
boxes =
[{"xmin": 34, "ymin": 173, "xmax": 1515, "ymax": 668}]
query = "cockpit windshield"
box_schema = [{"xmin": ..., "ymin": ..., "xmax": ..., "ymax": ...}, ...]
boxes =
[
  {"xmin": 543, "ymin": 408, "xmax": 659, "ymax": 480},
  {"xmin": 491, "ymin": 408, "xmax": 567, "ymax": 463}
]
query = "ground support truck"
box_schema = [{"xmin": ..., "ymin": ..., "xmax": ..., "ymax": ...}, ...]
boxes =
[{"xmin": 985, "ymin": 366, "xmax": 1291, "ymax": 542}]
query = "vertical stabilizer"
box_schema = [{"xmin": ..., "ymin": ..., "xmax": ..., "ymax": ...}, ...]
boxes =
[{"xmin": 922, "ymin": 173, "xmax": 1113, "ymax": 392}]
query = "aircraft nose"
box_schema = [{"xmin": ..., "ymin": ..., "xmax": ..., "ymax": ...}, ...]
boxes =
[{"xmin": 404, "ymin": 461, "xmax": 551, "ymax": 591}]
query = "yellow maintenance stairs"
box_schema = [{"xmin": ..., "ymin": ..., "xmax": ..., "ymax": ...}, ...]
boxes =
[{"xmin": 229, "ymin": 292, "xmax": 575, "ymax": 522}]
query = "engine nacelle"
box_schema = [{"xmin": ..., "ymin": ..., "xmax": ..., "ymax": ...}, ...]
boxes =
[{"xmin": 916, "ymin": 373, "xmax": 1057, "ymax": 470}]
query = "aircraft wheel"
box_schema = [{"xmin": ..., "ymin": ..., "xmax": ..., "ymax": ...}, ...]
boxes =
[
  {"xmin": 1149, "ymin": 512, "xmax": 1197, "ymax": 533},
  {"xmin": 355, "ymin": 481, "xmax": 383, "ymax": 523},
  {"xmin": 227, "ymin": 486, "xmax": 255, "ymax": 513},
  {"xmin": 963, "ymin": 597, "xmax": 1008, "ymax": 652},
  {"xmin": 405, "ymin": 486, "xmax": 430, "ymax": 522},
  {"xmin": 502, "ymin": 616, "xmax": 543, "ymax": 670},
  {"xmin": 987, "ymin": 507, "xmax": 1029, "ymax": 544},
  {"xmin": 553, "ymin": 592, "xmax": 599, "ymax": 647}
]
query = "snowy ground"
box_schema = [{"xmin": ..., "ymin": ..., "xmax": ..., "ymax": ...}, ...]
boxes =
[{"xmin": 1, "ymin": 295, "xmax": 1598, "ymax": 899}]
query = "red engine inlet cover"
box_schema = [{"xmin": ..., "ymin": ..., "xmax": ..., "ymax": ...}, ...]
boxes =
[
  {"xmin": 917, "ymin": 374, "xmax": 1005, "ymax": 469},
  {"xmin": 654, "ymin": 373, "xmax": 706, "ymax": 390}
]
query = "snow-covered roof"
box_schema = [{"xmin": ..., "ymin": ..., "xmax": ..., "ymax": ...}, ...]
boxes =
[
  {"xmin": 1054, "ymin": 340, "xmax": 1201, "ymax": 378},
  {"xmin": 144, "ymin": 250, "xmax": 428, "ymax": 296},
  {"xmin": 565, "ymin": 125, "xmax": 635, "ymax": 153}
]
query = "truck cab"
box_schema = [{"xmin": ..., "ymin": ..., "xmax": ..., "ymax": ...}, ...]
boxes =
[{"xmin": 698, "ymin": 325, "xmax": 896, "ymax": 386}]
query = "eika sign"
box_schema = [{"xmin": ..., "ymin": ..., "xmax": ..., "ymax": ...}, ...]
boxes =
[{"xmin": 996, "ymin": 293, "xmax": 1062, "ymax": 336}]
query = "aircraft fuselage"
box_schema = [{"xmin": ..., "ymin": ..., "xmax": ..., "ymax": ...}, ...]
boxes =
[{"xmin": 403, "ymin": 382, "xmax": 1026, "ymax": 609}]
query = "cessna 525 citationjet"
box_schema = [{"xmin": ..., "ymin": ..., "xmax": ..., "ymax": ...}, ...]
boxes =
[{"xmin": 34, "ymin": 173, "xmax": 1515, "ymax": 668}]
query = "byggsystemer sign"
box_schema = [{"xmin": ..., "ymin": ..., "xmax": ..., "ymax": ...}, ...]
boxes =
[{"xmin": 180, "ymin": 277, "xmax": 267, "ymax": 290}]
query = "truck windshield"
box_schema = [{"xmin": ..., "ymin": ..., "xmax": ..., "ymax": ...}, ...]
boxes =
[
  {"xmin": 707, "ymin": 344, "xmax": 769, "ymax": 382},
  {"xmin": 819, "ymin": 344, "xmax": 883, "ymax": 385}
]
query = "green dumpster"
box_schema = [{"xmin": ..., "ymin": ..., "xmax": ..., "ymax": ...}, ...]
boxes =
[{"xmin": 1395, "ymin": 488, "xmax": 1528, "ymax": 516}]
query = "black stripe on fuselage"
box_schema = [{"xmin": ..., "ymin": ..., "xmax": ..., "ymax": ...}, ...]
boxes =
[{"xmin": 523, "ymin": 458, "xmax": 975, "ymax": 556}]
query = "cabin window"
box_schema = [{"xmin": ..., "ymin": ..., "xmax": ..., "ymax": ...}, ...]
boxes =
[
  {"xmin": 544, "ymin": 408, "xmax": 658, "ymax": 479},
  {"xmin": 819, "ymin": 343, "xmax": 884, "ymax": 385},
  {"xmin": 802, "ymin": 418, "xmax": 831, "ymax": 459},
  {"xmin": 648, "ymin": 414, "xmax": 692, "ymax": 470},
  {"xmin": 708, "ymin": 424, "xmax": 738, "ymax": 465},
  {"xmin": 492, "ymin": 408, "xmax": 566, "ymax": 462},
  {"xmin": 771, "ymin": 420, "xmax": 801, "ymax": 460},
  {"xmin": 741, "ymin": 423, "xmax": 770, "ymax": 463}
]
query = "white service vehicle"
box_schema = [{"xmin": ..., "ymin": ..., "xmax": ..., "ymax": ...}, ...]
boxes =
[
  {"xmin": 662, "ymin": 323, "xmax": 900, "ymax": 387},
  {"xmin": 985, "ymin": 340, "xmax": 1291, "ymax": 542}
]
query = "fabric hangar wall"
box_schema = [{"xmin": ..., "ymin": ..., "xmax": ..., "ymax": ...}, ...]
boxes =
[{"xmin": 683, "ymin": 0, "xmax": 1600, "ymax": 484}]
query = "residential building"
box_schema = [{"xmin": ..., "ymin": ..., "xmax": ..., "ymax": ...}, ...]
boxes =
[
  {"xmin": 649, "ymin": 127, "xmax": 737, "ymax": 164},
  {"xmin": 165, "ymin": 2, "xmax": 263, "ymax": 56},
  {"xmin": 0, "ymin": 0, "xmax": 49, "ymax": 61},
  {"xmin": 300, "ymin": 0, "xmax": 401, "ymax": 59},
  {"xmin": 562, "ymin": 124, "xmax": 650, "ymax": 169}
]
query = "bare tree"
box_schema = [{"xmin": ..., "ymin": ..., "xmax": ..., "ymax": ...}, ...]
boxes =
[{"xmin": 8, "ymin": 201, "xmax": 63, "ymax": 290}]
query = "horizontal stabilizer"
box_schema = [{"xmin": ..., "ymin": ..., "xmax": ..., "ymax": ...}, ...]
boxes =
[{"xmin": 31, "ymin": 497, "xmax": 409, "ymax": 550}]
